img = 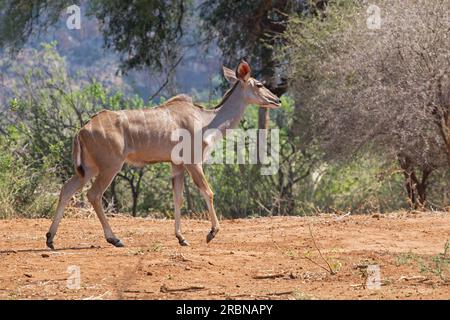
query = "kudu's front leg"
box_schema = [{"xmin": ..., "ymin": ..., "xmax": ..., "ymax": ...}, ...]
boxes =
[
  {"xmin": 185, "ymin": 164, "xmax": 220, "ymax": 243},
  {"xmin": 172, "ymin": 164, "xmax": 189, "ymax": 246}
]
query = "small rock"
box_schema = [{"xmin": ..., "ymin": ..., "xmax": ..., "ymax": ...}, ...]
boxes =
[
  {"xmin": 24, "ymin": 273, "xmax": 33, "ymax": 278},
  {"xmin": 41, "ymin": 253, "xmax": 50, "ymax": 258}
]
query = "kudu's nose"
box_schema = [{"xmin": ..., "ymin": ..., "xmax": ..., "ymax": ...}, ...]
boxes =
[{"xmin": 271, "ymin": 97, "xmax": 281, "ymax": 105}]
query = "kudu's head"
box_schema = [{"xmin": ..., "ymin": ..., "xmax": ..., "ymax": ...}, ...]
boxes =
[{"xmin": 223, "ymin": 60, "xmax": 281, "ymax": 109}]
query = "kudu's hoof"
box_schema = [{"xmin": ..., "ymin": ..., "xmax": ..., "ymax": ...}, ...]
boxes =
[
  {"xmin": 206, "ymin": 228, "xmax": 219, "ymax": 243},
  {"xmin": 177, "ymin": 236, "xmax": 189, "ymax": 246},
  {"xmin": 107, "ymin": 237, "xmax": 125, "ymax": 247},
  {"xmin": 179, "ymin": 239, "xmax": 190, "ymax": 246},
  {"xmin": 46, "ymin": 232, "xmax": 55, "ymax": 250}
]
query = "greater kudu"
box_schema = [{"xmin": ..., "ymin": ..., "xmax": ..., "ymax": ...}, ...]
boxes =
[{"xmin": 46, "ymin": 60, "xmax": 281, "ymax": 249}]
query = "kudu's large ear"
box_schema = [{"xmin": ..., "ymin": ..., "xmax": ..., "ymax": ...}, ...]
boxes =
[
  {"xmin": 236, "ymin": 60, "xmax": 251, "ymax": 82},
  {"xmin": 223, "ymin": 66, "xmax": 238, "ymax": 84}
]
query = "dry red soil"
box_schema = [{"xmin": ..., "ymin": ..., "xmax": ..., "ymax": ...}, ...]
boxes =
[{"xmin": 1, "ymin": 211, "xmax": 449, "ymax": 300}]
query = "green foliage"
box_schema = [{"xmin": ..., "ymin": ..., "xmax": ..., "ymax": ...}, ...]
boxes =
[
  {"xmin": 310, "ymin": 156, "xmax": 407, "ymax": 213},
  {"xmin": 88, "ymin": 0, "xmax": 186, "ymax": 72},
  {"xmin": 0, "ymin": 1, "xmax": 186, "ymax": 74},
  {"xmin": 130, "ymin": 163, "xmax": 173, "ymax": 216},
  {"xmin": 395, "ymin": 242, "xmax": 450, "ymax": 282},
  {"xmin": 0, "ymin": 1, "xmax": 72, "ymax": 53},
  {"xmin": 284, "ymin": 0, "xmax": 360, "ymax": 107},
  {"xmin": 0, "ymin": 136, "xmax": 59, "ymax": 218}
]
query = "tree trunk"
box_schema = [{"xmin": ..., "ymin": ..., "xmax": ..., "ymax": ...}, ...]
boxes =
[
  {"xmin": 398, "ymin": 156, "xmax": 432, "ymax": 209},
  {"xmin": 103, "ymin": 178, "xmax": 119, "ymax": 213},
  {"xmin": 403, "ymin": 171, "xmax": 417, "ymax": 208},
  {"xmin": 446, "ymin": 112, "xmax": 450, "ymax": 165},
  {"xmin": 109, "ymin": 178, "xmax": 118, "ymax": 213},
  {"xmin": 131, "ymin": 189, "xmax": 138, "ymax": 217},
  {"xmin": 124, "ymin": 168, "xmax": 144, "ymax": 217},
  {"xmin": 255, "ymin": 51, "xmax": 288, "ymax": 164},
  {"xmin": 257, "ymin": 108, "xmax": 270, "ymax": 164},
  {"xmin": 256, "ymin": 39, "xmax": 275, "ymax": 164},
  {"xmin": 416, "ymin": 169, "xmax": 432, "ymax": 207}
]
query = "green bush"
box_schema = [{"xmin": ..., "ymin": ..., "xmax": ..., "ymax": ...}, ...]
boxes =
[{"xmin": 0, "ymin": 136, "xmax": 59, "ymax": 218}]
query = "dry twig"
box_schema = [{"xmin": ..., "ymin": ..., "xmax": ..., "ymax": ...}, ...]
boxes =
[
  {"xmin": 160, "ymin": 284, "xmax": 206, "ymax": 293},
  {"xmin": 305, "ymin": 224, "xmax": 336, "ymax": 275}
]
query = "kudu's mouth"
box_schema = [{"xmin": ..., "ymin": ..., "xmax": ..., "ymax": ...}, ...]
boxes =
[{"xmin": 261, "ymin": 98, "xmax": 281, "ymax": 109}]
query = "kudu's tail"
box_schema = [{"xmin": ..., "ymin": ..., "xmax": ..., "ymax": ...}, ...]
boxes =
[{"xmin": 72, "ymin": 134, "xmax": 85, "ymax": 178}]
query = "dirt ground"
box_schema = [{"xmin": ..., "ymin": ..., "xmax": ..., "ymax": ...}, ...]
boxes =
[{"xmin": 1, "ymin": 211, "xmax": 449, "ymax": 300}]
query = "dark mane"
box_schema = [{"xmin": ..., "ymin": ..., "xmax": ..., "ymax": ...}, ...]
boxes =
[
  {"xmin": 193, "ymin": 81, "xmax": 239, "ymax": 110},
  {"xmin": 90, "ymin": 109, "xmax": 109, "ymax": 119}
]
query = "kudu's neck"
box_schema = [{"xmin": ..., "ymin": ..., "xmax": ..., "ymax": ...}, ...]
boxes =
[{"xmin": 206, "ymin": 83, "xmax": 248, "ymax": 134}]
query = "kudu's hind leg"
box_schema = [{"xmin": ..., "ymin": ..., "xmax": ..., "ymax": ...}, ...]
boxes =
[
  {"xmin": 87, "ymin": 167, "xmax": 124, "ymax": 247},
  {"xmin": 185, "ymin": 164, "xmax": 220, "ymax": 243},
  {"xmin": 46, "ymin": 174, "xmax": 90, "ymax": 249},
  {"xmin": 172, "ymin": 164, "xmax": 188, "ymax": 246}
]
